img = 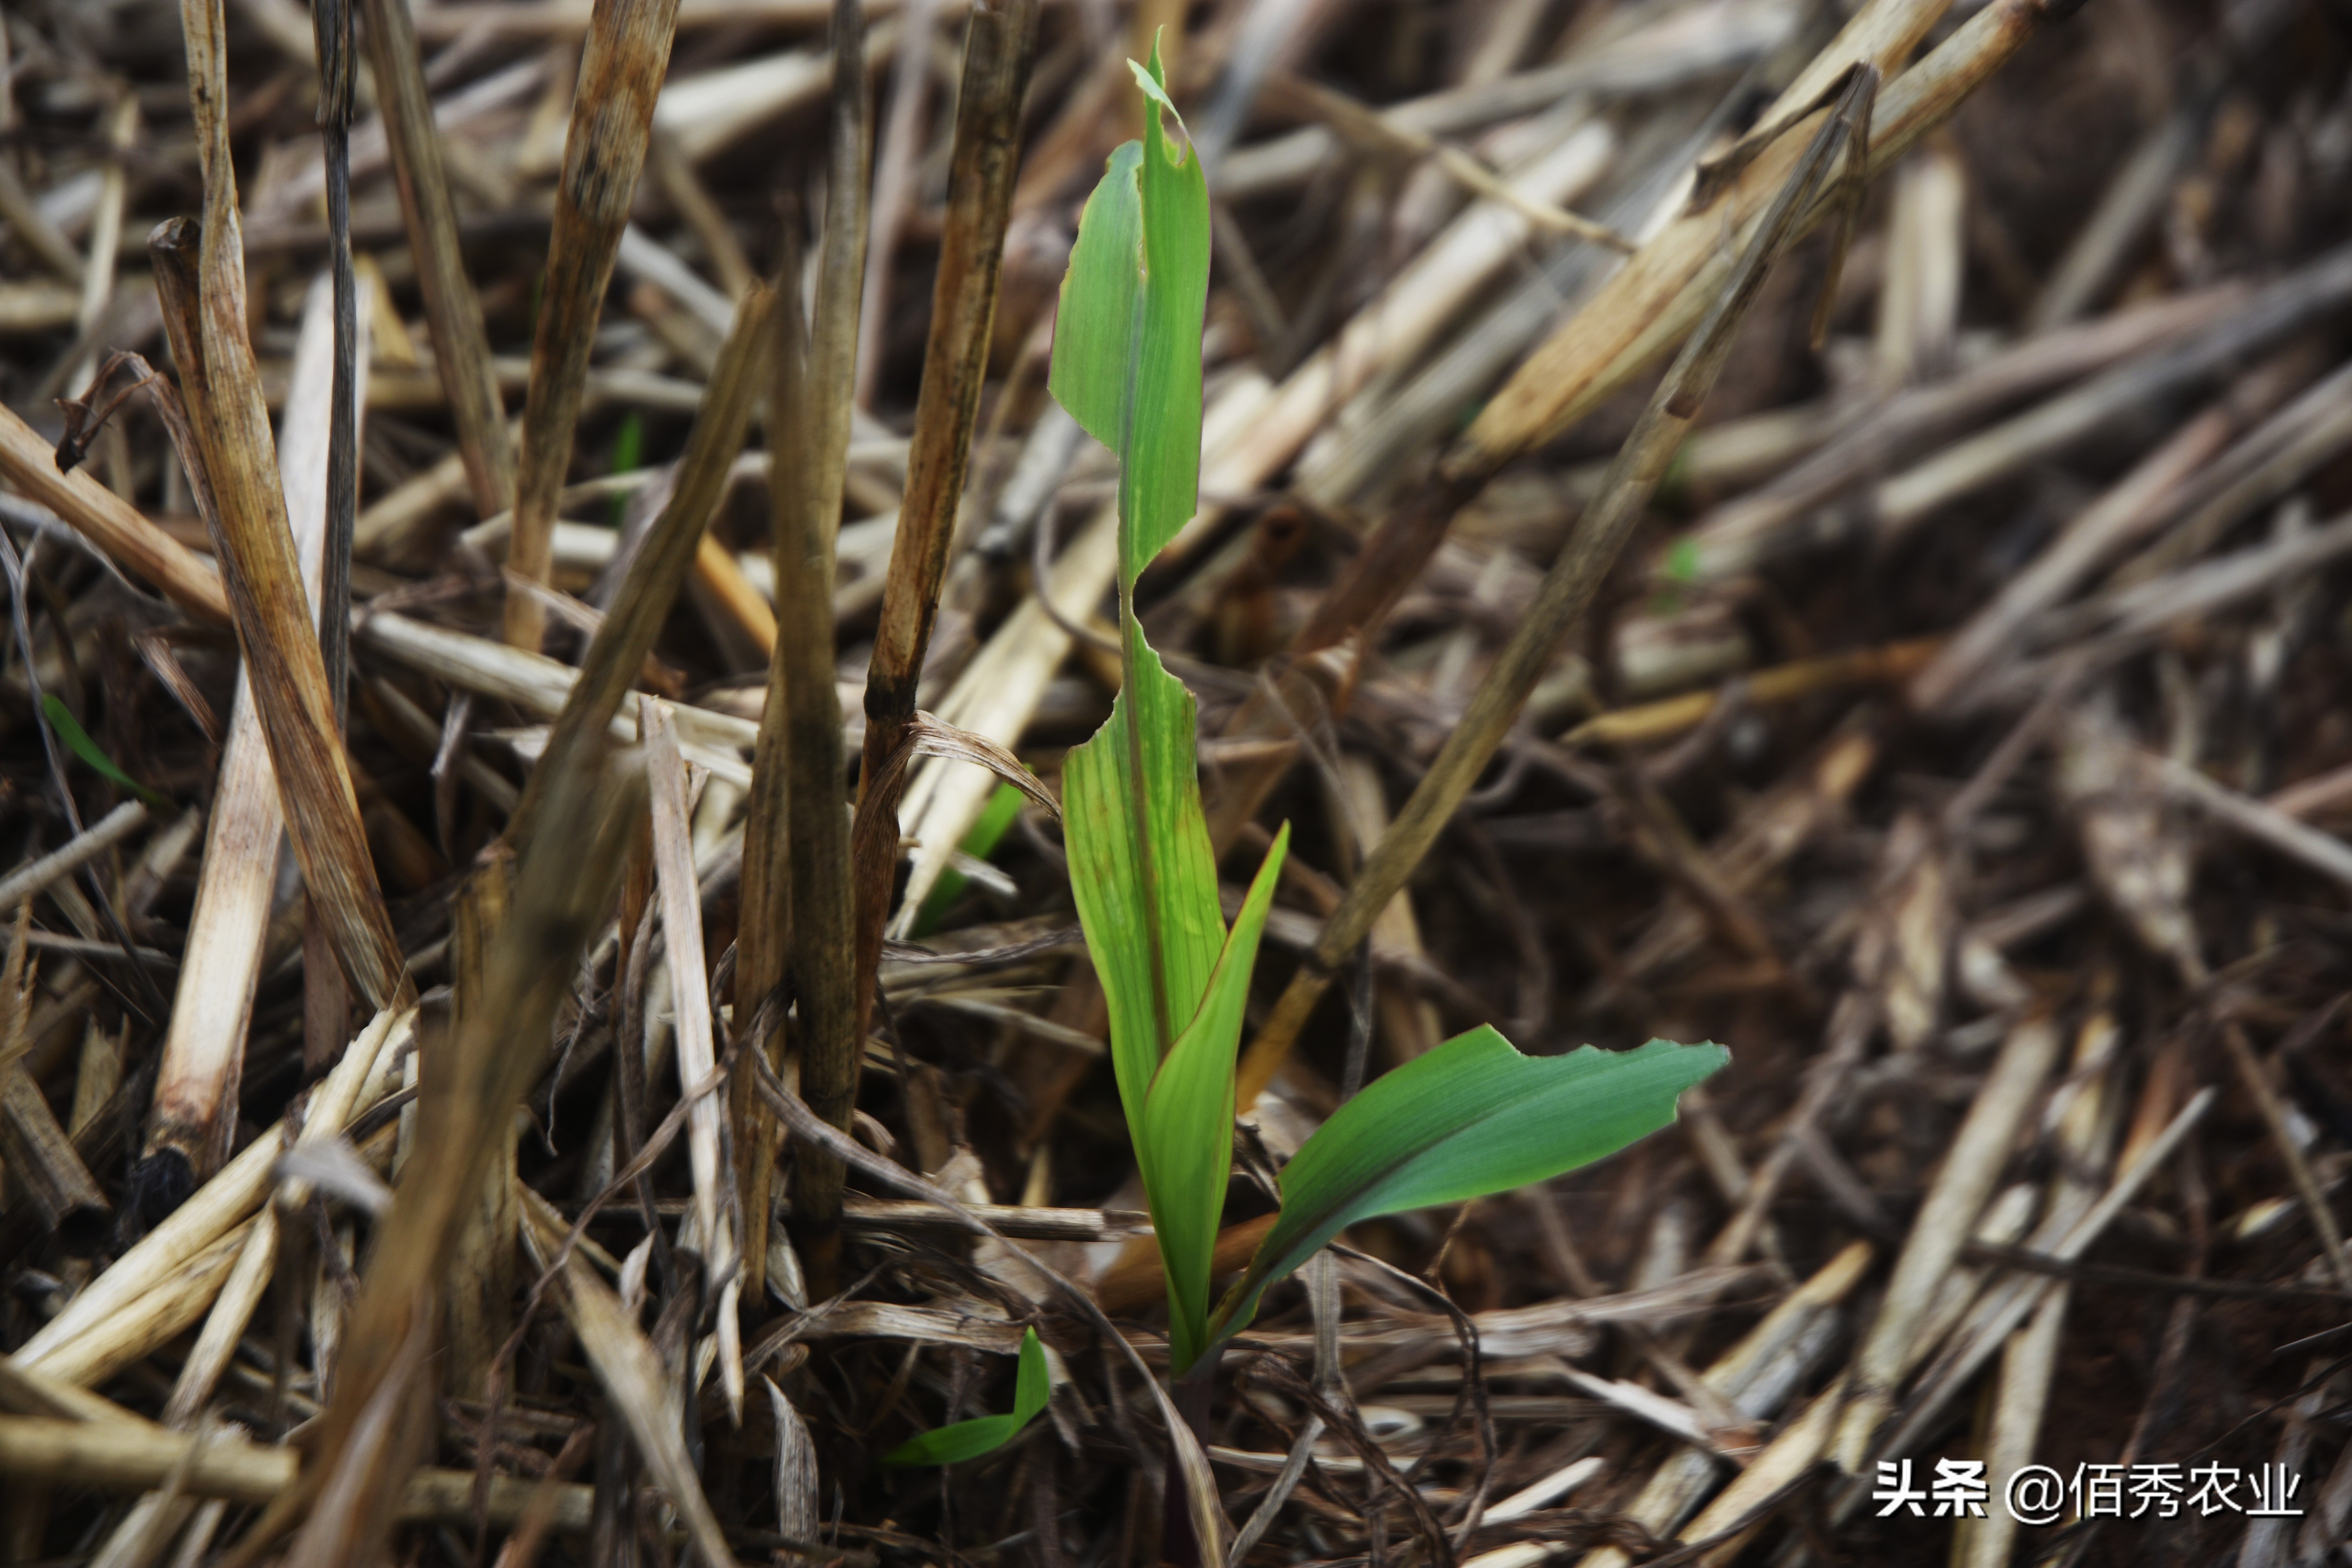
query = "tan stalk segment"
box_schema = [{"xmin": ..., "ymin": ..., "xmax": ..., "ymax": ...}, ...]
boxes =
[
  {"xmin": 0, "ymin": 1070, "xmax": 108, "ymax": 1240},
  {"xmin": 112, "ymin": 1023, "xmax": 418, "ymax": 1568},
  {"xmin": 733, "ymin": 373, "xmax": 794, "ymax": 1305},
  {"xmin": 1840, "ymin": 1087, "xmax": 2217, "ymax": 1519},
  {"xmin": 358, "ymin": 0, "xmax": 516, "ymax": 517},
  {"xmin": 1449, "ymin": 0, "xmax": 1949, "ymax": 473},
  {"xmin": 1237, "ymin": 65, "xmax": 1880, "ymax": 1105},
  {"xmin": 503, "ymin": 0, "xmax": 683, "ymax": 649},
  {"xmin": 849, "ymin": 0, "xmax": 1041, "ymax": 1046},
  {"xmin": 18, "ymin": 1222, "xmax": 256, "ymax": 1393},
  {"xmin": 146, "ymin": 736, "xmax": 278, "ymax": 1178},
  {"xmin": 482, "ymin": 269, "xmax": 773, "ymax": 1309},
  {"xmin": 238, "ymin": 757, "xmax": 640, "ymax": 1566},
  {"xmin": 0, "ymin": 1416, "xmax": 592, "ymax": 1531},
  {"xmin": 0, "ymin": 802, "xmax": 146, "ymax": 916},
  {"xmin": 146, "ymin": 211, "xmax": 404, "ymax": 1011},
  {"xmin": 1567, "ymin": 1241, "xmax": 1874, "ymax": 1568},
  {"xmin": 354, "ymin": 611, "xmax": 755, "ymax": 759},
  {"xmin": 644, "ymin": 702, "xmax": 743, "ymax": 1419},
  {"xmin": 0, "ymin": 1356, "xmax": 148, "ymax": 1428},
  {"xmin": 1829, "ymin": 1012, "xmax": 2062, "ymax": 1472},
  {"xmin": 0, "ymin": 149, "xmax": 85, "ymax": 283},
  {"xmin": 1950, "ymin": 1011, "xmax": 2120, "ymax": 1568},
  {"xmin": 147, "ymin": 273, "xmax": 364, "ymax": 1184},
  {"xmin": 519, "ymin": 1194, "xmax": 741, "ymax": 1567},
  {"xmin": 742, "ymin": 0, "xmax": 869, "ymax": 1302},
  {"xmin": 1274, "ymin": 73, "xmax": 1630, "ymax": 249},
  {"xmin": 442, "ymin": 862, "xmax": 517, "ymax": 1401}
]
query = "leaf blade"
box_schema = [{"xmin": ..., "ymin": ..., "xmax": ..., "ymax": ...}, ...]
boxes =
[
  {"xmin": 880, "ymin": 1326, "xmax": 1051, "ymax": 1467},
  {"xmin": 1139, "ymin": 822, "xmax": 1288, "ymax": 1372},
  {"xmin": 1060, "ymin": 644, "xmax": 1226, "ymax": 1129},
  {"xmin": 1211, "ymin": 1032, "xmax": 1728, "ymax": 1348},
  {"xmin": 1045, "ymin": 141, "xmax": 1144, "ymax": 458},
  {"xmin": 41, "ymin": 695, "xmax": 168, "ymax": 809},
  {"xmin": 1120, "ymin": 41, "xmax": 1210, "ymax": 582}
]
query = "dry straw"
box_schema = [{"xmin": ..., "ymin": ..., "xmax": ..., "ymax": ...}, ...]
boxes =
[
  {"xmin": 739, "ymin": 0, "xmax": 870, "ymax": 1300},
  {"xmin": 850, "ymin": 0, "xmax": 1041, "ymax": 1090},
  {"xmin": 149, "ymin": 207, "xmax": 405, "ymax": 1013},
  {"xmin": 146, "ymin": 275, "xmax": 363, "ymax": 1184},
  {"xmin": 359, "ymin": 0, "xmax": 516, "ymax": 518},
  {"xmin": 504, "ymin": 0, "xmax": 683, "ymax": 648}
]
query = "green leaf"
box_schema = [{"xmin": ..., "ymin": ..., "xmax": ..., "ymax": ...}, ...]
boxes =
[
  {"xmin": 1663, "ymin": 535, "xmax": 1701, "ymax": 583},
  {"xmin": 1208, "ymin": 1032, "xmax": 1729, "ymax": 1352},
  {"xmin": 1045, "ymin": 37, "xmax": 1209, "ymax": 590},
  {"xmin": 881, "ymin": 1326, "xmax": 1051, "ymax": 1466},
  {"xmin": 1048, "ymin": 32, "xmax": 1265, "ymax": 1372},
  {"xmin": 609, "ymin": 411, "xmax": 646, "ymax": 525},
  {"xmin": 1060, "ymin": 641, "xmax": 1225, "ymax": 1130},
  {"xmin": 610, "ymin": 411, "xmax": 646, "ymax": 474},
  {"xmin": 41, "ymin": 695, "xmax": 167, "ymax": 809},
  {"xmin": 1138, "ymin": 821, "xmax": 1287, "ymax": 1373},
  {"xmin": 1051, "ymin": 29, "xmax": 1223, "ymax": 1107},
  {"xmin": 1046, "ymin": 140, "xmax": 1144, "ymax": 461},
  {"xmin": 1119, "ymin": 38, "xmax": 1209, "ymax": 584}
]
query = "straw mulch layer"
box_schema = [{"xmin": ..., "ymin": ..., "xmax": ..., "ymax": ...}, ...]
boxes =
[{"xmin": 0, "ymin": 0, "xmax": 2348, "ymax": 1564}]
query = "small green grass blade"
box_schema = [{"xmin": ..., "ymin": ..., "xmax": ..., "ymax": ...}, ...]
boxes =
[
  {"xmin": 608, "ymin": 410, "xmax": 645, "ymax": 525},
  {"xmin": 1138, "ymin": 821, "xmax": 1287, "ymax": 1372},
  {"xmin": 41, "ymin": 695, "xmax": 168, "ymax": 809},
  {"xmin": 881, "ymin": 1326, "xmax": 1051, "ymax": 1466},
  {"xmin": 1209, "ymin": 1032, "xmax": 1728, "ymax": 1351}
]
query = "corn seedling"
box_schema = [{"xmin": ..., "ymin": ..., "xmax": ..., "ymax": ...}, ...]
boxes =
[{"xmin": 890, "ymin": 43, "xmax": 1728, "ymax": 1468}]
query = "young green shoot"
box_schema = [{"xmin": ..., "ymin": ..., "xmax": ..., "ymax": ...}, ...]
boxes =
[
  {"xmin": 1051, "ymin": 41, "xmax": 1292, "ymax": 1378},
  {"xmin": 882, "ymin": 1326, "xmax": 1050, "ymax": 1466},
  {"xmin": 42, "ymin": 695, "xmax": 169, "ymax": 810},
  {"xmin": 895, "ymin": 39, "xmax": 1730, "ymax": 1466}
]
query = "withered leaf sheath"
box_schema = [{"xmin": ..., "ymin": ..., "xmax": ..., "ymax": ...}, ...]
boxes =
[
  {"xmin": 742, "ymin": 0, "xmax": 870, "ymax": 1300},
  {"xmin": 849, "ymin": 0, "xmax": 1042, "ymax": 1046},
  {"xmin": 503, "ymin": 0, "xmax": 683, "ymax": 650},
  {"xmin": 150, "ymin": 25, "xmax": 407, "ymax": 1015},
  {"xmin": 358, "ymin": 0, "xmax": 516, "ymax": 520},
  {"xmin": 146, "ymin": 288, "xmax": 352, "ymax": 1188}
]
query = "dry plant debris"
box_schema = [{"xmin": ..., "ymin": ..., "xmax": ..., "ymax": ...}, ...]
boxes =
[{"xmin": 0, "ymin": 0, "xmax": 2349, "ymax": 1564}]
